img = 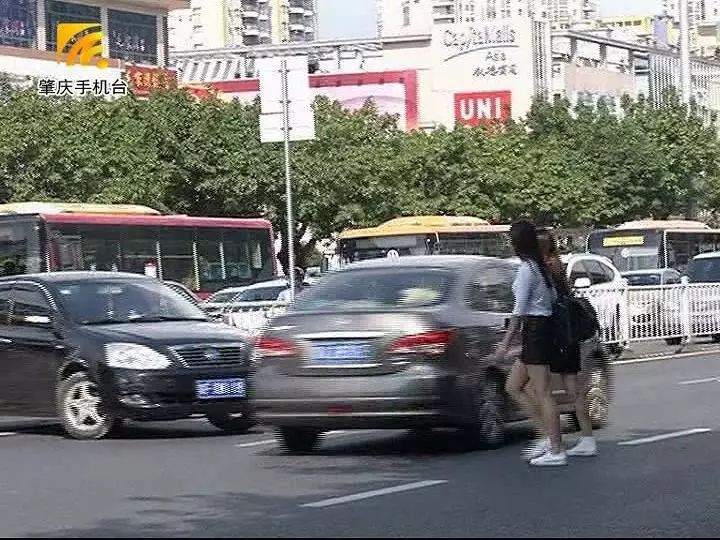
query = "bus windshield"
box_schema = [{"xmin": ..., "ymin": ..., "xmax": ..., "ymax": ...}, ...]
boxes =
[
  {"xmin": 437, "ymin": 232, "xmax": 513, "ymax": 257},
  {"xmin": 587, "ymin": 230, "xmax": 661, "ymax": 272}
]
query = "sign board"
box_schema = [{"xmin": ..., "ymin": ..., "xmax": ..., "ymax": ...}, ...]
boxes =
[
  {"xmin": 257, "ymin": 55, "xmax": 315, "ymax": 143},
  {"xmin": 454, "ymin": 90, "xmax": 511, "ymax": 126},
  {"xmin": 126, "ymin": 65, "xmax": 177, "ymax": 97},
  {"xmin": 430, "ymin": 18, "xmax": 547, "ymax": 126},
  {"xmin": 602, "ymin": 236, "xmax": 645, "ymax": 247}
]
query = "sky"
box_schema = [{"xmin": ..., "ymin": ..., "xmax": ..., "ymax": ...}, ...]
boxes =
[{"xmin": 317, "ymin": 0, "xmax": 664, "ymax": 40}]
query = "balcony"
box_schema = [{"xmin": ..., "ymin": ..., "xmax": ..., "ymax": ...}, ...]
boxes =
[
  {"xmin": 242, "ymin": 10, "xmax": 259, "ymax": 18},
  {"xmin": 289, "ymin": 23, "xmax": 305, "ymax": 32},
  {"xmin": 304, "ymin": 9, "xmax": 314, "ymax": 17},
  {"xmin": 243, "ymin": 26, "xmax": 260, "ymax": 36},
  {"xmin": 289, "ymin": 6, "xmax": 305, "ymax": 15}
]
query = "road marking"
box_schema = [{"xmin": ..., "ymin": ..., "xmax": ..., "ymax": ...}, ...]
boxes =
[
  {"xmin": 0, "ymin": 432, "xmax": 15, "ymax": 437},
  {"xmin": 235, "ymin": 430, "xmax": 347, "ymax": 449},
  {"xmin": 618, "ymin": 428, "xmax": 712, "ymax": 446},
  {"xmin": 678, "ymin": 377, "xmax": 720, "ymax": 385},
  {"xmin": 613, "ymin": 349, "xmax": 720, "ymax": 366},
  {"xmin": 300, "ymin": 480, "xmax": 448, "ymax": 508}
]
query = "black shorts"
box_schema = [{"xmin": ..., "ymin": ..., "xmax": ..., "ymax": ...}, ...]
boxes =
[{"xmin": 521, "ymin": 316, "xmax": 556, "ymax": 366}]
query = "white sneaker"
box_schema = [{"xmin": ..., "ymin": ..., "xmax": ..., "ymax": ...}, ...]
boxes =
[
  {"xmin": 566, "ymin": 437, "xmax": 598, "ymax": 457},
  {"xmin": 522, "ymin": 438, "xmax": 549, "ymax": 461},
  {"xmin": 530, "ymin": 450, "xmax": 568, "ymax": 467}
]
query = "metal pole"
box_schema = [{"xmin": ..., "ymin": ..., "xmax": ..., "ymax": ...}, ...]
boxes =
[
  {"xmin": 679, "ymin": 0, "xmax": 692, "ymax": 104},
  {"xmin": 281, "ymin": 58, "xmax": 296, "ymax": 302}
]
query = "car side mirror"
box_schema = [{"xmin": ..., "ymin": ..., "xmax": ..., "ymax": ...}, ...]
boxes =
[{"xmin": 574, "ymin": 277, "xmax": 592, "ymax": 289}]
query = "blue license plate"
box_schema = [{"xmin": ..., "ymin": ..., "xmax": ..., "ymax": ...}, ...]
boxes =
[
  {"xmin": 310, "ymin": 341, "xmax": 373, "ymax": 366},
  {"xmin": 195, "ymin": 378, "xmax": 246, "ymax": 399}
]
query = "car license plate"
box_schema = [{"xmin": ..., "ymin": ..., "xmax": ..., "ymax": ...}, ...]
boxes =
[
  {"xmin": 195, "ymin": 378, "xmax": 246, "ymax": 399},
  {"xmin": 310, "ymin": 341, "xmax": 372, "ymax": 366}
]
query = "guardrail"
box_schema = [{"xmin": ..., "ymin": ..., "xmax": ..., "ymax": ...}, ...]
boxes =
[{"xmin": 202, "ymin": 281, "xmax": 720, "ymax": 346}]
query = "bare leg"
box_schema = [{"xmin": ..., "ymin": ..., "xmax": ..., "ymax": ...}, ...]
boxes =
[
  {"xmin": 505, "ymin": 360, "xmax": 545, "ymax": 438},
  {"xmin": 563, "ymin": 374, "xmax": 593, "ymax": 437},
  {"xmin": 527, "ymin": 364, "xmax": 562, "ymax": 454}
]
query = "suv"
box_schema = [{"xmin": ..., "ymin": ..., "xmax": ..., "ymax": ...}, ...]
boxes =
[{"xmin": 0, "ymin": 272, "xmax": 255, "ymax": 439}]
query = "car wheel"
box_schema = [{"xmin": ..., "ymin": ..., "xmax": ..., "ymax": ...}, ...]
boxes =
[
  {"xmin": 207, "ymin": 411, "xmax": 256, "ymax": 434},
  {"xmin": 463, "ymin": 377, "xmax": 505, "ymax": 448},
  {"xmin": 666, "ymin": 337, "xmax": 683, "ymax": 346},
  {"xmin": 278, "ymin": 427, "xmax": 321, "ymax": 454},
  {"xmin": 586, "ymin": 368, "xmax": 610, "ymax": 430},
  {"xmin": 57, "ymin": 372, "xmax": 118, "ymax": 440},
  {"xmin": 712, "ymin": 334, "xmax": 720, "ymax": 343}
]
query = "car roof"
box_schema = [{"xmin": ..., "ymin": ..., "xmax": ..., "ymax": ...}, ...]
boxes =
[
  {"xmin": 243, "ymin": 278, "xmax": 288, "ymax": 290},
  {"xmin": 0, "ymin": 271, "xmax": 152, "ymax": 284},
  {"xmin": 693, "ymin": 251, "xmax": 720, "ymax": 260},
  {"xmin": 621, "ymin": 269, "xmax": 677, "ymax": 275},
  {"xmin": 342, "ymin": 255, "xmax": 509, "ymax": 271}
]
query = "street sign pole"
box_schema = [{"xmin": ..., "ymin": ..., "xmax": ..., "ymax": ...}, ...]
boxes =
[{"xmin": 281, "ymin": 59, "xmax": 296, "ymax": 302}]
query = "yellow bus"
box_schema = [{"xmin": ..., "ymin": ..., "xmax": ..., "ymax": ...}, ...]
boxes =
[{"xmin": 337, "ymin": 216, "xmax": 513, "ymax": 265}]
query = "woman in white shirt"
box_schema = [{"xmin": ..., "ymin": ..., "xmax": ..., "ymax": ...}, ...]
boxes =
[{"xmin": 496, "ymin": 221, "xmax": 566, "ymax": 467}]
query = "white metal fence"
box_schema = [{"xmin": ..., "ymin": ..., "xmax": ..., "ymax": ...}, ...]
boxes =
[{"xmin": 203, "ymin": 282, "xmax": 720, "ymax": 345}]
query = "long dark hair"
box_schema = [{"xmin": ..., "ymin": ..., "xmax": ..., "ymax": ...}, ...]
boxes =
[
  {"xmin": 510, "ymin": 220, "xmax": 552, "ymax": 288},
  {"xmin": 538, "ymin": 229, "xmax": 570, "ymax": 295}
]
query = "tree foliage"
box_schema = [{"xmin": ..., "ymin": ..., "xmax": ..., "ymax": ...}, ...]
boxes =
[{"xmin": 0, "ymin": 82, "xmax": 718, "ymax": 271}]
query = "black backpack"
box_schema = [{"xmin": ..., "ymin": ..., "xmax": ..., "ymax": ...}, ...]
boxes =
[{"xmin": 569, "ymin": 296, "xmax": 600, "ymax": 342}]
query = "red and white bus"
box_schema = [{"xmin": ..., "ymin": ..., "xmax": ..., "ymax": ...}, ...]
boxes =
[{"xmin": 0, "ymin": 203, "xmax": 276, "ymax": 298}]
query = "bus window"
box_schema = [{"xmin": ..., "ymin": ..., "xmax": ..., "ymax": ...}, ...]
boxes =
[
  {"xmin": 119, "ymin": 227, "xmax": 158, "ymax": 276},
  {"xmin": 587, "ymin": 230, "xmax": 661, "ymax": 271},
  {"xmin": 159, "ymin": 228, "xmax": 196, "ymax": 289},
  {"xmin": 0, "ymin": 220, "xmax": 41, "ymax": 276},
  {"xmin": 196, "ymin": 229, "xmax": 224, "ymax": 291}
]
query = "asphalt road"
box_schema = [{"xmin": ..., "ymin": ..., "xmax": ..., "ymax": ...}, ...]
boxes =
[{"xmin": 1, "ymin": 347, "xmax": 719, "ymax": 538}]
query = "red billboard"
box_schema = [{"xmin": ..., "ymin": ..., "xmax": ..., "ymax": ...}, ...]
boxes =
[
  {"xmin": 126, "ymin": 65, "xmax": 177, "ymax": 97},
  {"xmin": 454, "ymin": 91, "xmax": 512, "ymax": 126}
]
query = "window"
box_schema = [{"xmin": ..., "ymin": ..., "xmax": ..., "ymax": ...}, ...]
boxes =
[
  {"xmin": 11, "ymin": 285, "xmax": 52, "ymax": 329},
  {"xmin": 45, "ymin": 0, "xmax": 100, "ymax": 53},
  {"xmin": 0, "ymin": 284, "xmax": 11, "ymax": 327},
  {"xmin": 600, "ymin": 262, "xmax": 616, "ymax": 283},
  {"xmin": 159, "ymin": 229, "xmax": 195, "ymax": 289},
  {"xmin": 120, "ymin": 228, "xmax": 158, "ymax": 276},
  {"xmin": 467, "ymin": 265, "xmax": 514, "ymax": 313},
  {"xmin": 0, "ymin": 220, "xmax": 42, "ymax": 277},
  {"xmin": 585, "ymin": 260, "xmax": 611, "ymax": 285},
  {"xmin": 0, "ymin": 0, "xmax": 36, "ymax": 48},
  {"xmin": 402, "ymin": 3, "xmax": 410, "ymax": 26},
  {"xmin": 569, "ymin": 261, "xmax": 590, "ymax": 285},
  {"xmin": 47, "ymin": 224, "xmax": 121, "ymax": 272},
  {"xmin": 108, "ymin": 9, "xmax": 158, "ymax": 65}
]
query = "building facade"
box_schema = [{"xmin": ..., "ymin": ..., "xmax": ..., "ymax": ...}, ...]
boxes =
[
  {"xmin": 168, "ymin": 0, "xmax": 317, "ymax": 51},
  {"xmin": 0, "ymin": 0, "xmax": 184, "ymax": 89},
  {"xmin": 377, "ymin": 0, "xmax": 594, "ymax": 36}
]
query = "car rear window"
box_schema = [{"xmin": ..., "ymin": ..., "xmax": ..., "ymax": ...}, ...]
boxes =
[{"xmin": 292, "ymin": 268, "xmax": 452, "ymax": 312}]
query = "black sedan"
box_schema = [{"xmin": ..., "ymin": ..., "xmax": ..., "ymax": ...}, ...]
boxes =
[
  {"xmin": 252, "ymin": 256, "xmax": 612, "ymax": 453},
  {"xmin": 0, "ymin": 272, "xmax": 255, "ymax": 439}
]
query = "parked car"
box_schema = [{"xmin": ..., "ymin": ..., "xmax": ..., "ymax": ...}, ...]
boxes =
[
  {"xmin": 687, "ymin": 251, "xmax": 720, "ymax": 283},
  {"xmin": 683, "ymin": 252, "xmax": 720, "ymax": 344},
  {"xmin": 304, "ymin": 266, "xmax": 323, "ymax": 285},
  {"xmin": 252, "ymin": 256, "xmax": 612, "ymax": 453},
  {"xmin": 0, "ymin": 272, "xmax": 255, "ymax": 439},
  {"xmin": 562, "ymin": 253, "xmax": 625, "ymax": 353},
  {"xmin": 203, "ymin": 280, "xmax": 291, "ymax": 319},
  {"xmin": 621, "ymin": 269, "xmax": 683, "ymax": 341}
]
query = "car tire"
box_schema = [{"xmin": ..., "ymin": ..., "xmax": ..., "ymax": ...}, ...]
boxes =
[
  {"xmin": 712, "ymin": 334, "xmax": 720, "ymax": 343},
  {"xmin": 666, "ymin": 337, "xmax": 683, "ymax": 346},
  {"xmin": 57, "ymin": 372, "xmax": 118, "ymax": 440},
  {"xmin": 463, "ymin": 377, "xmax": 505, "ymax": 448},
  {"xmin": 207, "ymin": 412, "xmax": 256, "ymax": 434},
  {"xmin": 278, "ymin": 427, "xmax": 321, "ymax": 454}
]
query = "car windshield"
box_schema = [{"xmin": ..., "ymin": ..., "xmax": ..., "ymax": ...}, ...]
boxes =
[
  {"xmin": 292, "ymin": 268, "xmax": 452, "ymax": 312},
  {"xmin": 57, "ymin": 280, "xmax": 208, "ymax": 325},
  {"xmin": 624, "ymin": 273, "xmax": 662, "ymax": 286},
  {"xmin": 688, "ymin": 258, "xmax": 720, "ymax": 283}
]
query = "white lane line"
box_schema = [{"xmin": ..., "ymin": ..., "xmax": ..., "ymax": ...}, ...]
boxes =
[
  {"xmin": 678, "ymin": 377, "xmax": 720, "ymax": 385},
  {"xmin": 235, "ymin": 430, "xmax": 347, "ymax": 449},
  {"xmin": 613, "ymin": 350, "xmax": 720, "ymax": 366},
  {"xmin": 300, "ymin": 480, "xmax": 448, "ymax": 509},
  {"xmin": 0, "ymin": 432, "xmax": 15, "ymax": 437},
  {"xmin": 618, "ymin": 428, "xmax": 712, "ymax": 446}
]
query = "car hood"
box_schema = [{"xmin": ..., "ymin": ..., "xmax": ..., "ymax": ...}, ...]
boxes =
[{"xmin": 77, "ymin": 320, "xmax": 248, "ymax": 346}]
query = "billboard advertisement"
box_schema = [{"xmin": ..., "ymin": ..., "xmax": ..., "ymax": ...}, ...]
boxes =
[
  {"xmin": 208, "ymin": 70, "xmax": 418, "ymax": 131},
  {"xmin": 454, "ymin": 91, "xmax": 512, "ymax": 126}
]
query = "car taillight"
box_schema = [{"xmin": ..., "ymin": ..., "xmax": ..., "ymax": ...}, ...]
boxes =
[
  {"xmin": 387, "ymin": 330, "xmax": 455, "ymax": 356},
  {"xmin": 255, "ymin": 336, "xmax": 298, "ymax": 357}
]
